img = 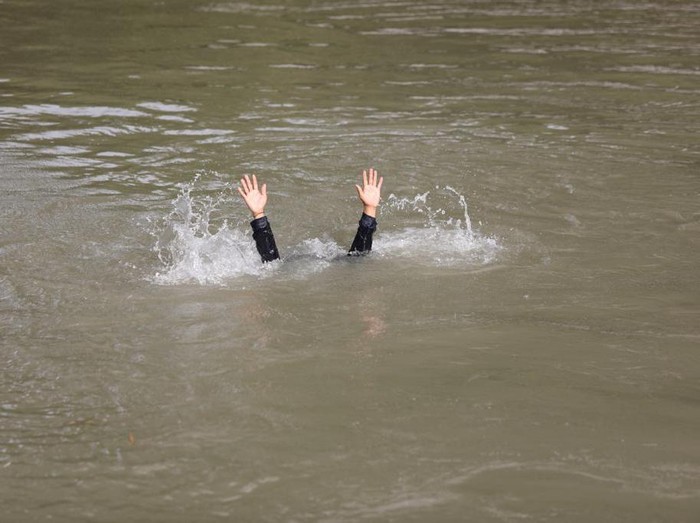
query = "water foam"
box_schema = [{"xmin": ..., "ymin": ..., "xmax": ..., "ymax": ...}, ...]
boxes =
[{"xmin": 152, "ymin": 178, "xmax": 501, "ymax": 285}]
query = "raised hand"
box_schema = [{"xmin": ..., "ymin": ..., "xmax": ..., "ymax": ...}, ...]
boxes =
[
  {"xmin": 237, "ymin": 174, "xmax": 268, "ymax": 219},
  {"xmin": 355, "ymin": 168, "xmax": 383, "ymax": 218}
]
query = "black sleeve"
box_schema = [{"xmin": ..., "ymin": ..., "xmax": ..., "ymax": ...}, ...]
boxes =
[
  {"xmin": 250, "ymin": 216, "xmax": 280, "ymax": 263},
  {"xmin": 348, "ymin": 213, "xmax": 377, "ymax": 255}
]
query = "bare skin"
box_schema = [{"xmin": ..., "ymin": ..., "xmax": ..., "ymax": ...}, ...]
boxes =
[
  {"xmin": 238, "ymin": 168, "xmax": 383, "ymax": 217},
  {"xmin": 237, "ymin": 174, "xmax": 267, "ymax": 219},
  {"xmin": 355, "ymin": 168, "xmax": 383, "ymax": 218}
]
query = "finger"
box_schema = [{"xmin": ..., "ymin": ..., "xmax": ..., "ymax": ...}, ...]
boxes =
[
  {"xmin": 362, "ymin": 169, "xmax": 368, "ymax": 188},
  {"xmin": 377, "ymin": 176, "xmax": 383, "ymax": 191},
  {"xmin": 237, "ymin": 186, "xmax": 246, "ymax": 198},
  {"xmin": 243, "ymin": 175, "xmax": 252, "ymax": 192},
  {"xmin": 252, "ymin": 174, "xmax": 259, "ymax": 191},
  {"xmin": 240, "ymin": 177, "xmax": 248, "ymax": 193},
  {"xmin": 371, "ymin": 168, "xmax": 377, "ymax": 186},
  {"xmin": 261, "ymin": 183, "xmax": 267, "ymax": 197}
]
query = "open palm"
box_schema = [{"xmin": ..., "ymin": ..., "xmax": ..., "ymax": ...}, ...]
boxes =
[
  {"xmin": 355, "ymin": 168, "xmax": 383, "ymax": 216},
  {"xmin": 237, "ymin": 174, "xmax": 267, "ymax": 218}
]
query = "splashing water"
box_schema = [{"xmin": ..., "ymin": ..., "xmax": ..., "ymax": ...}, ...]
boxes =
[
  {"xmin": 377, "ymin": 186, "xmax": 501, "ymax": 267},
  {"xmin": 152, "ymin": 176, "xmax": 267, "ymax": 285},
  {"xmin": 152, "ymin": 177, "xmax": 501, "ymax": 285}
]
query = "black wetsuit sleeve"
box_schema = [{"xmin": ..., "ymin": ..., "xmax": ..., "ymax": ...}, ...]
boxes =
[
  {"xmin": 250, "ymin": 216, "xmax": 280, "ymax": 263},
  {"xmin": 348, "ymin": 213, "xmax": 377, "ymax": 255}
]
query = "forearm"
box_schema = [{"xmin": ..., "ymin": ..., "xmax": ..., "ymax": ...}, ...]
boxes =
[
  {"xmin": 348, "ymin": 213, "xmax": 377, "ymax": 255},
  {"xmin": 250, "ymin": 216, "xmax": 280, "ymax": 263}
]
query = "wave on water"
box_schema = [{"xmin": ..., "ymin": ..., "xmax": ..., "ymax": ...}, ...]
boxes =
[{"xmin": 152, "ymin": 177, "xmax": 501, "ymax": 285}]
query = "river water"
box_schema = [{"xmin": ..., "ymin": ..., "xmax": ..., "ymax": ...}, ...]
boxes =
[{"xmin": 1, "ymin": 1, "xmax": 699, "ymax": 521}]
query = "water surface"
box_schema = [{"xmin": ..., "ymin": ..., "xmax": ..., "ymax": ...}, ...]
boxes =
[{"xmin": 1, "ymin": 1, "xmax": 699, "ymax": 521}]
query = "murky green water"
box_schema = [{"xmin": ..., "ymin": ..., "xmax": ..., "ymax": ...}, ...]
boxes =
[{"xmin": 1, "ymin": 1, "xmax": 699, "ymax": 521}]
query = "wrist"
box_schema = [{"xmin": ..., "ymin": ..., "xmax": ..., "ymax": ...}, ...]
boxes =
[
  {"xmin": 252, "ymin": 211, "xmax": 265, "ymax": 219},
  {"xmin": 362, "ymin": 205, "xmax": 377, "ymax": 218}
]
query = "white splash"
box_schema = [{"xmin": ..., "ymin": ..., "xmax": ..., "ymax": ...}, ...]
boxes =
[
  {"xmin": 152, "ymin": 178, "xmax": 501, "ymax": 285},
  {"xmin": 152, "ymin": 177, "xmax": 266, "ymax": 285},
  {"xmin": 376, "ymin": 186, "xmax": 500, "ymax": 266}
]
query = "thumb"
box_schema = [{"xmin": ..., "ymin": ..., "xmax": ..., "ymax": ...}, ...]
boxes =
[
  {"xmin": 355, "ymin": 184, "xmax": 363, "ymax": 198},
  {"xmin": 261, "ymin": 183, "xmax": 267, "ymax": 197}
]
